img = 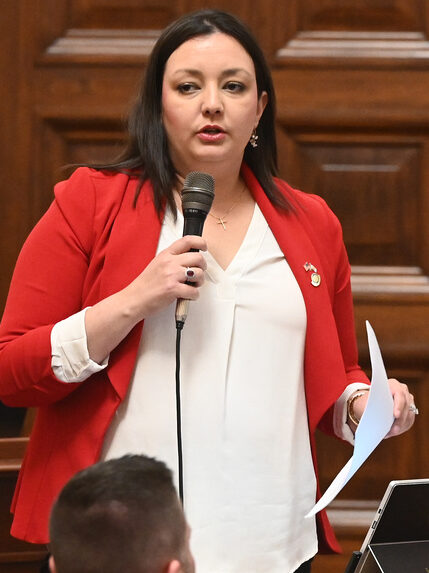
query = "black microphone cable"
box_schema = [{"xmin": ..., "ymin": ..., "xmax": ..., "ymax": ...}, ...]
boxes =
[
  {"xmin": 175, "ymin": 324, "xmax": 184, "ymax": 503},
  {"xmin": 174, "ymin": 172, "xmax": 214, "ymax": 505}
]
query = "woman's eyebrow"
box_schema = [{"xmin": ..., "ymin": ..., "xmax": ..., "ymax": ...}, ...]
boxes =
[
  {"xmin": 220, "ymin": 68, "xmax": 252, "ymax": 78},
  {"xmin": 171, "ymin": 67, "xmax": 252, "ymax": 78}
]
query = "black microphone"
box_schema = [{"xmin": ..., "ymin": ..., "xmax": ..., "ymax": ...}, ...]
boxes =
[{"xmin": 175, "ymin": 171, "xmax": 214, "ymax": 328}]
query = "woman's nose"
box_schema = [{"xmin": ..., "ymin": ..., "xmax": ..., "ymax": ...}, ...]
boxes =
[{"xmin": 201, "ymin": 88, "xmax": 223, "ymax": 116}]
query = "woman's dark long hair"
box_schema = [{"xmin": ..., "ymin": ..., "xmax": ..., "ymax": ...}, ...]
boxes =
[{"xmin": 93, "ymin": 9, "xmax": 289, "ymax": 215}]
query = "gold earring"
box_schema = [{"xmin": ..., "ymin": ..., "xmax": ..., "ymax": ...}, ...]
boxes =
[{"xmin": 249, "ymin": 128, "xmax": 258, "ymax": 148}]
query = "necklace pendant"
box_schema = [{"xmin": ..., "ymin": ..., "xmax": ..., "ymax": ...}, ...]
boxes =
[{"xmin": 218, "ymin": 217, "xmax": 227, "ymax": 230}]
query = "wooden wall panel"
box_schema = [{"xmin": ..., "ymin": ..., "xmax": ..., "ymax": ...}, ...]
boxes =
[
  {"xmin": 295, "ymin": 0, "xmax": 423, "ymax": 31},
  {"xmin": 1, "ymin": 1, "xmax": 428, "ymax": 572},
  {"xmin": 273, "ymin": 0, "xmax": 429, "ymax": 65},
  {"xmin": 0, "ymin": 440, "xmax": 46, "ymax": 571},
  {"xmin": 69, "ymin": 0, "xmax": 178, "ymax": 29},
  {"xmin": 0, "ymin": 1, "xmax": 34, "ymax": 307},
  {"xmin": 284, "ymin": 138, "xmax": 421, "ymax": 266},
  {"xmin": 33, "ymin": 116, "xmax": 126, "ymax": 218}
]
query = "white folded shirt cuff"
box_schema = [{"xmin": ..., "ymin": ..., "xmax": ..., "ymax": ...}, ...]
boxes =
[
  {"xmin": 333, "ymin": 382, "xmax": 371, "ymax": 445},
  {"xmin": 51, "ymin": 307, "xmax": 109, "ymax": 383}
]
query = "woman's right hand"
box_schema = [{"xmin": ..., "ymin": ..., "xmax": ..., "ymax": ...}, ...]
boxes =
[
  {"xmin": 123, "ymin": 235, "xmax": 208, "ymax": 321},
  {"xmin": 85, "ymin": 235, "xmax": 207, "ymax": 364}
]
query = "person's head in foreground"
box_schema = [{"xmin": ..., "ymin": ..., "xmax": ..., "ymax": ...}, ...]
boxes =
[{"xmin": 49, "ymin": 455, "xmax": 194, "ymax": 573}]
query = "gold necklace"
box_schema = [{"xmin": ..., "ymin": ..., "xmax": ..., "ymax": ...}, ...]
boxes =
[{"xmin": 208, "ymin": 184, "xmax": 246, "ymax": 230}]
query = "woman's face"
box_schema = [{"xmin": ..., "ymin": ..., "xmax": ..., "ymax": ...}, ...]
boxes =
[{"xmin": 161, "ymin": 32, "xmax": 267, "ymax": 175}]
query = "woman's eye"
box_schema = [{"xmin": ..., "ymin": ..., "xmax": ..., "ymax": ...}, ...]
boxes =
[
  {"xmin": 224, "ymin": 81, "xmax": 245, "ymax": 93},
  {"xmin": 177, "ymin": 83, "xmax": 198, "ymax": 94}
]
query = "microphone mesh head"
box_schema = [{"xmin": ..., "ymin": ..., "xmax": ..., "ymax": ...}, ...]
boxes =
[
  {"xmin": 182, "ymin": 171, "xmax": 215, "ymax": 214},
  {"xmin": 184, "ymin": 171, "xmax": 215, "ymax": 194}
]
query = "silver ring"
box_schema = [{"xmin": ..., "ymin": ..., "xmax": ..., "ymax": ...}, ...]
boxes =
[
  {"xmin": 409, "ymin": 404, "xmax": 419, "ymax": 415},
  {"xmin": 185, "ymin": 267, "xmax": 195, "ymax": 279}
]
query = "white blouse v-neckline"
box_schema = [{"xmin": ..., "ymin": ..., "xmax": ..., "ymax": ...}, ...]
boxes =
[{"xmin": 170, "ymin": 202, "xmax": 267, "ymax": 284}]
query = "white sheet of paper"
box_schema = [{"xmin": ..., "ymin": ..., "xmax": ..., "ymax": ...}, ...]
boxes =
[{"xmin": 305, "ymin": 321, "xmax": 395, "ymax": 517}]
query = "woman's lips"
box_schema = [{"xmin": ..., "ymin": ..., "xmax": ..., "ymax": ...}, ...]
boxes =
[{"xmin": 197, "ymin": 126, "xmax": 226, "ymax": 143}]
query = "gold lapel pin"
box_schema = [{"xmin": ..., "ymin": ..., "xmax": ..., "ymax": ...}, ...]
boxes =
[{"xmin": 303, "ymin": 262, "xmax": 321, "ymax": 287}]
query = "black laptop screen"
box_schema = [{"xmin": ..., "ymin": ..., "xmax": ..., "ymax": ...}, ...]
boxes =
[{"xmin": 371, "ymin": 481, "xmax": 429, "ymax": 544}]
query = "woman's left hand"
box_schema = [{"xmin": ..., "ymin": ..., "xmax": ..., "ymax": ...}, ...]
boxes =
[
  {"xmin": 349, "ymin": 378, "xmax": 417, "ymax": 438},
  {"xmin": 384, "ymin": 378, "xmax": 418, "ymax": 438}
]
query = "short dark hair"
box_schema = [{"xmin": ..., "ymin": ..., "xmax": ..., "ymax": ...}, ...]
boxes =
[
  {"xmin": 49, "ymin": 455, "xmax": 188, "ymax": 573},
  {"xmin": 94, "ymin": 9, "xmax": 289, "ymax": 214}
]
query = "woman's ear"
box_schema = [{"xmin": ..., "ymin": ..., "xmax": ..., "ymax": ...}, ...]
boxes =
[{"xmin": 256, "ymin": 90, "xmax": 268, "ymax": 122}]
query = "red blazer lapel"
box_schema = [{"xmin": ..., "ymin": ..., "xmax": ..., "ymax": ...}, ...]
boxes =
[
  {"xmin": 243, "ymin": 165, "xmax": 348, "ymax": 432},
  {"xmin": 99, "ymin": 179, "xmax": 162, "ymax": 298},
  {"xmin": 100, "ymin": 179, "xmax": 162, "ymax": 400}
]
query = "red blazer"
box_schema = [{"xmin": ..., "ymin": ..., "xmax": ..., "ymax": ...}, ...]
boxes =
[{"xmin": 0, "ymin": 165, "xmax": 369, "ymax": 550}]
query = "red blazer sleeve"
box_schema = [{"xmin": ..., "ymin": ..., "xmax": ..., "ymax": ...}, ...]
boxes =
[{"xmin": 0, "ymin": 168, "xmax": 98, "ymax": 407}]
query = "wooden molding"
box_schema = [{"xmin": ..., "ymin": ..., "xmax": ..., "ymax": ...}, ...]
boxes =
[
  {"xmin": 0, "ymin": 438, "xmax": 28, "ymax": 472},
  {"xmin": 351, "ymin": 266, "xmax": 429, "ymax": 297},
  {"xmin": 276, "ymin": 32, "xmax": 429, "ymax": 67},
  {"xmin": 327, "ymin": 499, "xmax": 378, "ymax": 535},
  {"xmin": 0, "ymin": 550, "xmax": 47, "ymax": 564},
  {"xmin": 40, "ymin": 28, "xmax": 160, "ymax": 65}
]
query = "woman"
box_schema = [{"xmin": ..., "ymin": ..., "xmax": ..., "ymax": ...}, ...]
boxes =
[{"xmin": 0, "ymin": 10, "xmax": 416, "ymax": 573}]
